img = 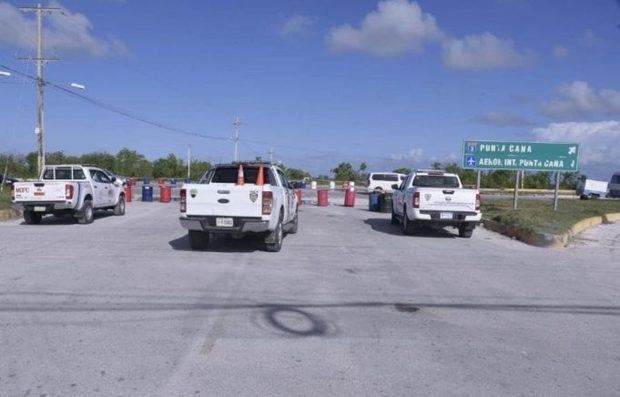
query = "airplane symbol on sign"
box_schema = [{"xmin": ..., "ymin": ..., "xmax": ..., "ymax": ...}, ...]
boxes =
[
  {"xmin": 568, "ymin": 146, "xmax": 576, "ymax": 155},
  {"xmin": 466, "ymin": 156, "xmax": 476, "ymax": 167}
]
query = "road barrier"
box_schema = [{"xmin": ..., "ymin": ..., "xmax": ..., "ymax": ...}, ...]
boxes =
[
  {"xmin": 317, "ymin": 190, "xmax": 329, "ymax": 206},
  {"xmin": 124, "ymin": 186, "xmax": 132, "ymax": 202},
  {"xmin": 344, "ymin": 189, "xmax": 355, "ymax": 207},
  {"xmin": 142, "ymin": 185, "xmax": 153, "ymax": 202},
  {"xmin": 295, "ymin": 189, "xmax": 302, "ymax": 205},
  {"xmin": 368, "ymin": 192, "xmax": 380, "ymax": 211},
  {"xmin": 160, "ymin": 186, "xmax": 172, "ymax": 203}
]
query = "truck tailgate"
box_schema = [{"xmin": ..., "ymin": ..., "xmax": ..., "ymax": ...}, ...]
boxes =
[
  {"xmin": 13, "ymin": 182, "xmax": 67, "ymax": 202},
  {"xmin": 185, "ymin": 183, "xmax": 263, "ymax": 217},
  {"xmin": 418, "ymin": 188, "xmax": 477, "ymax": 212}
]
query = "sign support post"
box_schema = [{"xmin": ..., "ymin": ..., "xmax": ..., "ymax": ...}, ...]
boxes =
[
  {"xmin": 476, "ymin": 170, "xmax": 481, "ymax": 190},
  {"xmin": 553, "ymin": 171, "xmax": 560, "ymax": 211},
  {"xmin": 513, "ymin": 170, "xmax": 520, "ymax": 210}
]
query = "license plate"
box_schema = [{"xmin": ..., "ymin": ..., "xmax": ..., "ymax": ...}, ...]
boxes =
[
  {"xmin": 34, "ymin": 206, "xmax": 46, "ymax": 212},
  {"xmin": 216, "ymin": 217, "xmax": 234, "ymax": 227},
  {"xmin": 440, "ymin": 212, "xmax": 452, "ymax": 219}
]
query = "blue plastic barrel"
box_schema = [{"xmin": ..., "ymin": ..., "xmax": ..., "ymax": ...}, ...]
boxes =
[
  {"xmin": 169, "ymin": 178, "xmax": 177, "ymax": 185},
  {"xmin": 301, "ymin": 181, "xmax": 307, "ymax": 189},
  {"xmin": 142, "ymin": 185, "xmax": 153, "ymax": 202},
  {"xmin": 143, "ymin": 177, "xmax": 151, "ymax": 185},
  {"xmin": 368, "ymin": 192, "xmax": 380, "ymax": 211},
  {"xmin": 184, "ymin": 178, "xmax": 191, "ymax": 184}
]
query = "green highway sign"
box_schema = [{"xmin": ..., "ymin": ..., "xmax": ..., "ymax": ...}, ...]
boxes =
[{"xmin": 462, "ymin": 140, "xmax": 580, "ymax": 172}]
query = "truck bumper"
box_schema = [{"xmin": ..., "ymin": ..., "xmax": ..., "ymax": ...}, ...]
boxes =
[
  {"xmin": 12, "ymin": 201, "xmax": 74, "ymax": 212},
  {"xmin": 179, "ymin": 216, "xmax": 270, "ymax": 234},
  {"xmin": 413, "ymin": 209, "xmax": 481, "ymax": 226}
]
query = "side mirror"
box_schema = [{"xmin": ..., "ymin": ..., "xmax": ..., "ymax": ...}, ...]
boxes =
[
  {"xmin": 391, "ymin": 184, "xmax": 399, "ymax": 189},
  {"xmin": 111, "ymin": 176, "xmax": 117, "ymax": 183}
]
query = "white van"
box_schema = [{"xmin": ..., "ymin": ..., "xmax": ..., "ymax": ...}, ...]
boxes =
[{"xmin": 365, "ymin": 172, "xmax": 406, "ymax": 192}]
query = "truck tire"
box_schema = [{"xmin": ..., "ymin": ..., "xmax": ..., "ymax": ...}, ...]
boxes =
[
  {"xmin": 265, "ymin": 213, "xmax": 284, "ymax": 252},
  {"xmin": 458, "ymin": 225, "xmax": 474, "ymax": 238},
  {"xmin": 287, "ymin": 207, "xmax": 299, "ymax": 234},
  {"xmin": 23, "ymin": 210, "xmax": 42, "ymax": 225},
  {"xmin": 188, "ymin": 230, "xmax": 210, "ymax": 250},
  {"xmin": 391, "ymin": 207, "xmax": 399, "ymax": 225},
  {"xmin": 113, "ymin": 195, "xmax": 126, "ymax": 216},
  {"xmin": 78, "ymin": 200, "xmax": 94, "ymax": 224},
  {"xmin": 401, "ymin": 208, "xmax": 415, "ymax": 235}
]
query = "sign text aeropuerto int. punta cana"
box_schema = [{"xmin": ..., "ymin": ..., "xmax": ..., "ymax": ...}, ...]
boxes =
[{"xmin": 462, "ymin": 140, "xmax": 579, "ymax": 172}]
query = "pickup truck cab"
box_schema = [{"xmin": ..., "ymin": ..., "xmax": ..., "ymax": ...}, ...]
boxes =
[
  {"xmin": 391, "ymin": 170, "xmax": 481, "ymax": 238},
  {"xmin": 179, "ymin": 162, "xmax": 299, "ymax": 252},
  {"xmin": 11, "ymin": 164, "xmax": 126, "ymax": 224}
]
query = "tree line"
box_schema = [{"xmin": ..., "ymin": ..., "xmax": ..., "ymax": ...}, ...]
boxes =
[{"xmin": 1, "ymin": 150, "xmax": 581, "ymax": 188}]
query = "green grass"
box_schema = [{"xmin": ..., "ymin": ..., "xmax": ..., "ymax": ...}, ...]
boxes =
[
  {"xmin": 0, "ymin": 188, "xmax": 11, "ymax": 210},
  {"xmin": 481, "ymin": 199, "xmax": 620, "ymax": 235}
]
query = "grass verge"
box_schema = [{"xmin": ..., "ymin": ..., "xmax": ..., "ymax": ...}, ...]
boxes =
[
  {"xmin": 481, "ymin": 199, "xmax": 620, "ymax": 235},
  {"xmin": 0, "ymin": 188, "xmax": 11, "ymax": 210}
]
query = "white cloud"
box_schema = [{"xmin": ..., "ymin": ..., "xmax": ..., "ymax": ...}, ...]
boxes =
[
  {"xmin": 441, "ymin": 32, "xmax": 528, "ymax": 70},
  {"xmin": 326, "ymin": 0, "xmax": 443, "ymax": 56},
  {"xmin": 0, "ymin": 1, "xmax": 128, "ymax": 58},
  {"xmin": 552, "ymin": 45, "xmax": 569, "ymax": 60},
  {"xmin": 532, "ymin": 120, "xmax": 620, "ymax": 167},
  {"xmin": 280, "ymin": 15, "xmax": 313, "ymax": 36},
  {"xmin": 542, "ymin": 81, "xmax": 620, "ymax": 118},
  {"xmin": 390, "ymin": 147, "xmax": 424, "ymax": 161},
  {"xmin": 474, "ymin": 111, "xmax": 535, "ymax": 127}
]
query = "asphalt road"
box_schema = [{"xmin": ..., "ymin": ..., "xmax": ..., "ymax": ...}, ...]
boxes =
[{"xmin": 0, "ymin": 200, "xmax": 619, "ymax": 396}]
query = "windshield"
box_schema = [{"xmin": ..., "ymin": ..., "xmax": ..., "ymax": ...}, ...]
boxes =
[
  {"xmin": 205, "ymin": 166, "xmax": 275, "ymax": 185},
  {"xmin": 412, "ymin": 175, "xmax": 460, "ymax": 188}
]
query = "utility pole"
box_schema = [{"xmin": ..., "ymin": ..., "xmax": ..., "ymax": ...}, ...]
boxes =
[
  {"xmin": 18, "ymin": 4, "xmax": 61, "ymax": 176},
  {"xmin": 269, "ymin": 147, "xmax": 274, "ymax": 163},
  {"xmin": 233, "ymin": 116, "xmax": 241, "ymax": 162},
  {"xmin": 187, "ymin": 145, "xmax": 191, "ymax": 179}
]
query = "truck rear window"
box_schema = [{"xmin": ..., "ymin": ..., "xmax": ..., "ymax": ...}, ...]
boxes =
[
  {"xmin": 206, "ymin": 166, "xmax": 276, "ymax": 185},
  {"xmin": 413, "ymin": 175, "xmax": 460, "ymax": 188}
]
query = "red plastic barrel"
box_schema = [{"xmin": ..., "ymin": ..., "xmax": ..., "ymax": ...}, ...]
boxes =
[
  {"xmin": 160, "ymin": 186, "xmax": 172, "ymax": 203},
  {"xmin": 129, "ymin": 178, "xmax": 136, "ymax": 187},
  {"xmin": 344, "ymin": 189, "xmax": 355, "ymax": 207},
  {"xmin": 157, "ymin": 178, "xmax": 165, "ymax": 185},
  {"xmin": 317, "ymin": 190, "xmax": 329, "ymax": 206},
  {"xmin": 124, "ymin": 186, "xmax": 132, "ymax": 202},
  {"xmin": 295, "ymin": 189, "xmax": 302, "ymax": 205}
]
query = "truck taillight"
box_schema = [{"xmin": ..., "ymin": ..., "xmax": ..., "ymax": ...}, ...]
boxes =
[
  {"xmin": 180, "ymin": 189, "xmax": 186, "ymax": 213},
  {"xmin": 413, "ymin": 192, "xmax": 420, "ymax": 209},
  {"xmin": 475, "ymin": 193, "xmax": 481, "ymax": 211},
  {"xmin": 262, "ymin": 191, "xmax": 273, "ymax": 215},
  {"xmin": 65, "ymin": 184, "xmax": 74, "ymax": 200}
]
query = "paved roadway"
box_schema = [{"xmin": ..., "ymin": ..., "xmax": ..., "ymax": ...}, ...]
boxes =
[{"xmin": 0, "ymin": 199, "xmax": 619, "ymax": 397}]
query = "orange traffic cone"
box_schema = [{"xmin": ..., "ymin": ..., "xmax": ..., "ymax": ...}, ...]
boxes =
[
  {"xmin": 256, "ymin": 166, "xmax": 264, "ymax": 186},
  {"xmin": 237, "ymin": 164, "xmax": 245, "ymax": 185}
]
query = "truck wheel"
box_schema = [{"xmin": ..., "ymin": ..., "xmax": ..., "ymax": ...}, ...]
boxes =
[
  {"xmin": 391, "ymin": 207, "xmax": 399, "ymax": 225},
  {"xmin": 188, "ymin": 230, "xmax": 210, "ymax": 250},
  {"xmin": 458, "ymin": 226, "xmax": 474, "ymax": 238},
  {"xmin": 113, "ymin": 195, "xmax": 126, "ymax": 216},
  {"xmin": 287, "ymin": 208, "xmax": 299, "ymax": 234},
  {"xmin": 78, "ymin": 200, "xmax": 94, "ymax": 224},
  {"xmin": 23, "ymin": 211, "xmax": 42, "ymax": 225},
  {"xmin": 401, "ymin": 208, "xmax": 415, "ymax": 235},
  {"xmin": 265, "ymin": 214, "xmax": 284, "ymax": 252}
]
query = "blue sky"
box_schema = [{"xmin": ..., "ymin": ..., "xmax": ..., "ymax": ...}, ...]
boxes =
[{"xmin": 1, "ymin": 0, "xmax": 619, "ymax": 178}]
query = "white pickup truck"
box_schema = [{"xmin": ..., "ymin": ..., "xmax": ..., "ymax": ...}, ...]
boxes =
[
  {"xmin": 179, "ymin": 162, "xmax": 299, "ymax": 252},
  {"xmin": 11, "ymin": 164, "xmax": 126, "ymax": 224},
  {"xmin": 391, "ymin": 170, "xmax": 481, "ymax": 237}
]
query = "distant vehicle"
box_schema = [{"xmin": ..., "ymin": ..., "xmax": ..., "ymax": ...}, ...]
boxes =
[
  {"xmin": 365, "ymin": 172, "xmax": 406, "ymax": 192},
  {"xmin": 0, "ymin": 173, "xmax": 19, "ymax": 185},
  {"xmin": 179, "ymin": 162, "xmax": 299, "ymax": 252},
  {"xmin": 391, "ymin": 170, "xmax": 481, "ymax": 238},
  {"xmin": 609, "ymin": 172, "xmax": 620, "ymax": 198},
  {"xmin": 576, "ymin": 178, "xmax": 608, "ymax": 199},
  {"xmin": 11, "ymin": 164, "xmax": 126, "ymax": 224}
]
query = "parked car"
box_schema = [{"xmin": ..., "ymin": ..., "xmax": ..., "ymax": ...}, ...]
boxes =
[
  {"xmin": 11, "ymin": 164, "xmax": 126, "ymax": 224},
  {"xmin": 179, "ymin": 162, "xmax": 299, "ymax": 252},
  {"xmin": 576, "ymin": 178, "xmax": 608, "ymax": 199},
  {"xmin": 609, "ymin": 172, "xmax": 620, "ymax": 198},
  {"xmin": 0, "ymin": 173, "xmax": 19, "ymax": 185},
  {"xmin": 365, "ymin": 172, "xmax": 406, "ymax": 192},
  {"xmin": 391, "ymin": 170, "xmax": 481, "ymax": 237}
]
